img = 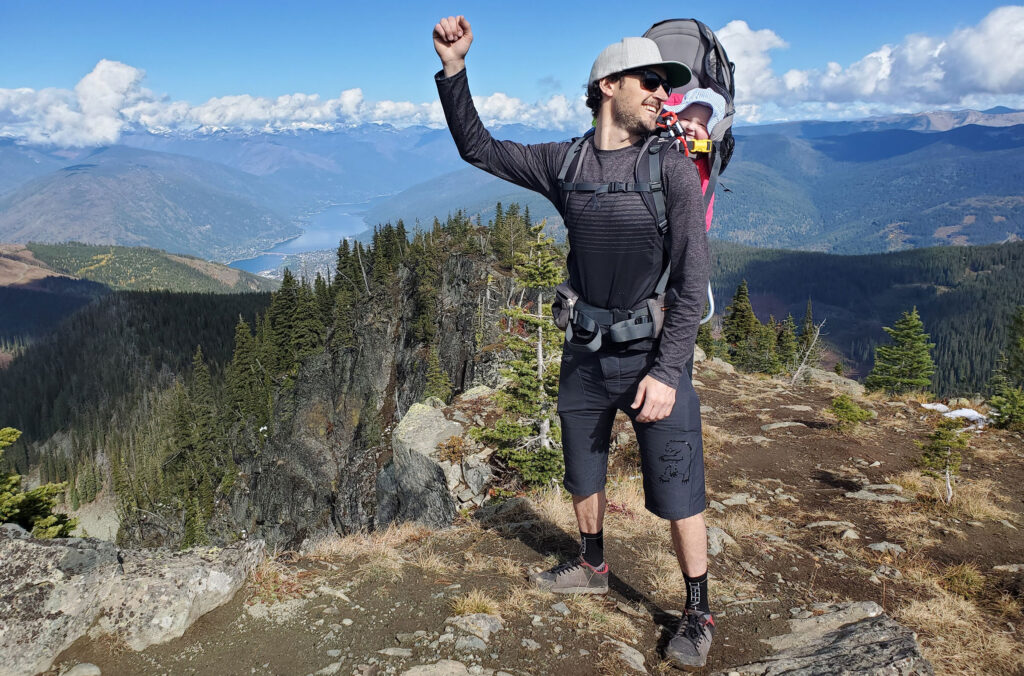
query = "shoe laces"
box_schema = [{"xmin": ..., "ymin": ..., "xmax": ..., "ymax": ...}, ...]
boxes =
[
  {"xmin": 680, "ymin": 611, "xmax": 708, "ymax": 642},
  {"xmin": 552, "ymin": 557, "xmax": 585, "ymax": 576}
]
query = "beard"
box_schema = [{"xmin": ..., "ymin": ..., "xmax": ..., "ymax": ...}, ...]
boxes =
[{"xmin": 612, "ymin": 96, "xmax": 657, "ymax": 136}]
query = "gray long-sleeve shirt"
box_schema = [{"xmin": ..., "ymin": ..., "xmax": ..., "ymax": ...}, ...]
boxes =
[{"xmin": 436, "ymin": 67, "xmax": 710, "ymax": 387}]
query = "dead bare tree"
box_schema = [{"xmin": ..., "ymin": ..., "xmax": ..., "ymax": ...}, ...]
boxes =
[{"xmin": 791, "ymin": 318, "xmax": 826, "ymax": 385}]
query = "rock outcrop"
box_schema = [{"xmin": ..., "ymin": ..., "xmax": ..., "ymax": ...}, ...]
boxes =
[
  {"xmin": 718, "ymin": 601, "xmax": 933, "ymax": 675},
  {"xmin": 0, "ymin": 524, "xmax": 264, "ymax": 676},
  {"xmin": 218, "ymin": 255, "xmax": 503, "ymax": 549}
]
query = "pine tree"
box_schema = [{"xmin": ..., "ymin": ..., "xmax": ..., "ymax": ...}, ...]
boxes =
[
  {"xmin": 865, "ymin": 308, "xmax": 936, "ymax": 395},
  {"xmin": 313, "ymin": 273, "xmax": 333, "ymax": 327},
  {"xmin": 797, "ymin": 299, "xmax": 822, "ymax": 369},
  {"xmin": 1003, "ymin": 305, "xmax": 1024, "ymax": 387},
  {"xmin": 919, "ymin": 419, "xmax": 968, "ymax": 504},
  {"xmin": 776, "ymin": 314, "xmax": 798, "ymax": 371},
  {"xmin": 423, "ymin": 347, "xmax": 453, "ymax": 403},
  {"xmin": 491, "ymin": 201, "xmax": 530, "ymax": 268},
  {"xmin": 1, "ymin": 427, "xmax": 77, "ymax": 537},
  {"xmin": 722, "ymin": 280, "xmax": 758, "ymax": 348},
  {"xmin": 476, "ymin": 221, "xmax": 564, "ymax": 485},
  {"xmin": 267, "ymin": 269, "xmax": 299, "ymax": 376},
  {"xmin": 293, "ymin": 281, "xmax": 325, "ymax": 360}
]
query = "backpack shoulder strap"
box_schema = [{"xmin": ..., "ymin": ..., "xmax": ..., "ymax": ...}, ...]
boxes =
[
  {"xmin": 635, "ymin": 136, "xmax": 670, "ymax": 236},
  {"xmin": 557, "ymin": 128, "xmax": 594, "ymax": 214}
]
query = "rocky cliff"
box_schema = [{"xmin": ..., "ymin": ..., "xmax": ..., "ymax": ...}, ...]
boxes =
[{"xmin": 226, "ymin": 253, "xmax": 507, "ymax": 550}]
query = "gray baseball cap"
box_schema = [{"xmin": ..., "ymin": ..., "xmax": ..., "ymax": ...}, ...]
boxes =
[{"xmin": 589, "ymin": 37, "xmax": 692, "ymax": 89}]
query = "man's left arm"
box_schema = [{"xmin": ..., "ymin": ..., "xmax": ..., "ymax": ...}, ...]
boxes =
[{"xmin": 647, "ymin": 154, "xmax": 711, "ymax": 389}]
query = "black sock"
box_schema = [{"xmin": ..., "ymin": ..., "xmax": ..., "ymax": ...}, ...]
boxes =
[
  {"xmin": 684, "ymin": 570, "xmax": 710, "ymax": 613},
  {"xmin": 580, "ymin": 529, "xmax": 604, "ymax": 568}
]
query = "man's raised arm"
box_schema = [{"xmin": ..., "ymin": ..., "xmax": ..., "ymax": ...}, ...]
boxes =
[
  {"xmin": 431, "ymin": 15, "xmax": 565, "ymax": 207},
  {"xmin": 433, "ymin": 15, "xmax": 472, "ymax": 77}
]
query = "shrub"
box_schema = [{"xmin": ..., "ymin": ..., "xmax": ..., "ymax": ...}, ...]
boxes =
[{"xmin": 830, "ymin": 395, "xmax": 873, "ymax": 431}]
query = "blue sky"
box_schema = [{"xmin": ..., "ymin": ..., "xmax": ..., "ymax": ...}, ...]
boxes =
[{"xmin": 2, "ymin": 1, "xmax": 1023, "ymax": 145}]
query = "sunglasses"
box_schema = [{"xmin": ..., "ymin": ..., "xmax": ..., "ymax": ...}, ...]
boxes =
[{"xmin": 625, "ymin": 68, "xmax": 672, "ymax": 94}]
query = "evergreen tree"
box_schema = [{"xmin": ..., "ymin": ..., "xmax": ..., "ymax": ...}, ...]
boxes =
[
  {"xmin": 226, "ymin": 317, "xmax": 260, "ymax": 421},
  {"xmin": 331, "ymin": 282, "xmax": 357, "ymax": 352},
  {"xmin": 1003, "ymin": 306, "xmax": 1024, "ymax": 387},
  {"xmin": 313, "ymin": 273, "xmax": 333, "ymax": 327},
  {"xmin": 293, "ymin": 281, "xmax": 325, "ymax": 361},
  {"xmin": 918, "ymin": 419, "xmax": 968, "ymax": 504},
  {"xmin": 722, "ymin": 280, "xmax": 758, "ymax": 348},
  {"xmin": 776, "ymin": 314, "xmax": 798, "ymax": 371},
  {"xmin": 865, "ymin": 308, "xmax": 936, "ymax": 395},
  {"xmin": 476, "ymin": 221, "xmax": 564, "ymax": 485},
  {"xmin": 267, "ymin": 269, "xmax": 299, "ymax": 376},
  {"xmin": 1, "ymin": 427, "xmax": 77, "ymax": 537},
  {"xmin": 797, "ymin": 299, "xmax": 823, "ymax": 369},
  {"xmin": 491, "ymin": 201, "xmax": 530, "ymax": 268},
  {"xmin": 423, "ymin": 347, "xmax": 453, "ymax": 403}
]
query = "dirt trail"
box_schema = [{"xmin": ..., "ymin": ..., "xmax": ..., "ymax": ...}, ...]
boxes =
[{"xmin": 53, "ymin": 361, "xmax": 1024, "ymax": 676}]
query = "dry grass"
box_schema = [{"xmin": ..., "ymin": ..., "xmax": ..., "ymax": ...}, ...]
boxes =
[
  {"xmin": 357, "ymin": 548, "xmax": 406, "ymax": 583},
  {"xmin": 247, "ymin": 556, "xmax": 315, "ymax": 604},
  {"xmin": 530, "ymin": 486, "xmax": 581, "ymax": 532},
  {"xmin": 303, "ymin": 522, "xmax": 432, "ymax": 561},
  {"xmin": 604, "ymin": 478, "xmax": 663, "ymax": 537},
  {"xmin": 450, "ymin": 589, "xmax": 501, "ymax": 616},
  {"xmin": 994, "ymin": 592, "xmax": 1022, "ymax": 620},
  {"xmin": 712, "ymin": 572, "xmax": 759, "ymax": 602},
  {"xmin": 566, "ymin": 594, "xmax": 640, "ymax": 641},
  {"xmin": 870, "ymin": 502, "xmax": 940, "ymax": 553},
  {"xmin": 897, "ymin": 590, "xmax": 1024, "ymax": 676},
  {"xmin": 411, "ymin": 548, "xmax": 451, "ymax": 576},
  {"xmin": 702, "ymin": 423, "xmax": 742, "ymax": 457},
  {"xmin": 889, "ymin": 471, "xmax": 1016, "ymax": 523},
  {"xmin": 717, "ymin": 504, "xmax": 784, "ymax": 542},
  {"xmin": 636, "ymin": 544, "xmax": 685, "ymax": 597},
  {"xmin": 940, "ymin": 562, "xmax": 986, "ymax": 599},
  {"xmin": 502, "ymin": 585, "xmax": 552, "ymax": 616}
]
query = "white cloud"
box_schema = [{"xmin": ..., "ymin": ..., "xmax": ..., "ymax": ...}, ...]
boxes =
[
  {"xmin": 3, "ymin": 7, "xmax": 1023, "ymax": 143},
  {"xmin": 716, "ymin": 20, "xmax": 788, "ymax": 103},
  {"xmin": 726, "ymin": 4, "xmax": 1024, "ymax": 118},
  {"xmin": 0, "ymin": 60, "xmax": 589, "ymax": 146}
]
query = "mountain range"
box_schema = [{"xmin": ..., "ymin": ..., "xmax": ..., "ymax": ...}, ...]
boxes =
[{"xmin": 0, "ymin": 108, "xmax": 1021, "ymax": 260}]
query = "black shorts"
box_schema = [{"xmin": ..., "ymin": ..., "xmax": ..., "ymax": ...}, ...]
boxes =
[{"xmin": 557, "ymin": 345, "xmax": 706, "ymax": 520}]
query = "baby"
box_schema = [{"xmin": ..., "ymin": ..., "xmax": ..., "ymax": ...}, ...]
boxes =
[{"xmin": 663, "ymin": 88, "xmax": 726, "ymax": 231}]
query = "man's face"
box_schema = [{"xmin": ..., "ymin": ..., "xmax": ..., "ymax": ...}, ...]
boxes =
[{"xmin": 608, "ymin": 65, "xmax": 669, "ymax": 136}]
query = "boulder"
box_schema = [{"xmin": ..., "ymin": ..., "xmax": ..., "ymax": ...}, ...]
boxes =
[
  {"xmin": 462, "ymin": 454, "xmax": 493, "ymax": 496},
  {"xmin": 717, "ymin": 602, "xmax": 933, "ymax": 675},
  {"xmin": 455, "ymin": 385, "xmax": 494, "ymax": 403},
  {"xmin": 0, "ymin": 528, "xmax": 264, "ymax": 676},
  {"xmin": 693, "ymin": 345, "xmax": 707, "ymax": 363},
  {"xmin": 391, "ymin": 403, "xmax": 464, "ymax": 459},
  {"xmin": 801, "ymin": 367, "xmax": 866, "ymax": 396},
  {"xmin": 378, "ymin": 403, "xmax": 462, "ymax": 529}
]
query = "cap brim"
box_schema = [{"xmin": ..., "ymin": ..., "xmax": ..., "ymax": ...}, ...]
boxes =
[{"xmin": 661, "ymin": 62, "xmax": 692, "ymax": 89}]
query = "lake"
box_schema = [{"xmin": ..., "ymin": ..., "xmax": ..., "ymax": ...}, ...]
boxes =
[{"xmin": 229, "ymin": 205, "xmax": 369, "ymax": 273}]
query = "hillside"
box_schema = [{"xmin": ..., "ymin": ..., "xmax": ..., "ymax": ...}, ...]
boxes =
[
  {"xmin": 24, "ymin": 242, "xmax": 279, "ymax": 293},
  {"xmin": 367, "ymin": 124, "xmax": 1024, "ymax": 254},
  {"xmin": 710, "ymin": 239, "xmax": 1024, "ymax": 395},
  {"xmin": 49, "ymin": 360, "xmax": 1024, "ymax": 676},
  {"xmin": 3, "ymin": 111, "xmax": 1020, "ymax": 261},
  {"xmin": 0, "ymin": 243, "xmax": 277, "ymax": 344},
  {"xmin": 0, "ymin": 146, "xmax": 301, "ymax": 261}
]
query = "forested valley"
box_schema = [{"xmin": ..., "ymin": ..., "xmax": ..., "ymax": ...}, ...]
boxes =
[{"xmin": 2, "ymin": 202, "xmax": 1023, "ymax": 548}]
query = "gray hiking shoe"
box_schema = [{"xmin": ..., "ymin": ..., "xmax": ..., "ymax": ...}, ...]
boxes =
[
  {"xmin": 665, "ymin": 609, "xmax": 715, "ymax": 669},
  {"xmin": 531, "ymin": 556, "xmax": 609, "ymax": 594}
]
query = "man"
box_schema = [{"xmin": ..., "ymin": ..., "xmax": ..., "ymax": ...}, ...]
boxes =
[{"xmin": 433, "ymin": 16, "xmax": 714, "ymax": 668}]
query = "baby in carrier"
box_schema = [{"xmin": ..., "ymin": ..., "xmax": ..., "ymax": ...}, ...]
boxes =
[{"xmin": 662, "ymin": 88, "xmax": 726, "ymax": 231}]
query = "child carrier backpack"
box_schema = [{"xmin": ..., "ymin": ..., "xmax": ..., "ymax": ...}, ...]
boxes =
[{"xmin": 645, "ymin": 18, "xmax": 736, "ymax": 323}]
